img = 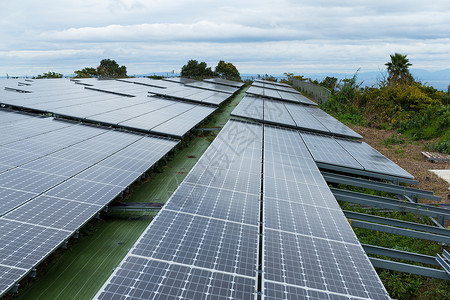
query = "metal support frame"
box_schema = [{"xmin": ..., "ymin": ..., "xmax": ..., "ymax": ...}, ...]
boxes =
[
  {"xmin": 344, "ymin": 210, "xmax": 450, "ymax": 237},
  {"xmin": 361, "ymin": 244, "xmax": 439, "ymax": 266},
  {"xmin": 369, "ymin": 257, "xmax": 450, "ymax": 280},
  {"xmin": 322, "ymin": 171, "xmax": 440, "ymax": 201},
  {"xmin": 331, "ymin": 188, "xmax": 450, "ymax": 225},
  {"xmin": 316, "ymin": 162, "xmax": 419, "ymax": 185},
  {"xmin": 402, "ymin": 195, "xmax": 445, "ymax": 229},
  {"xmin": 348, "ymin": 219, "xmax": 450, "ymax": 244},
  {"xmin": 436, "ymin": 249, "xmax": 450, "ymax": 275},
  {"xmin": 29, "ymin": 268, "xmax": 37, "ymax": 278}
]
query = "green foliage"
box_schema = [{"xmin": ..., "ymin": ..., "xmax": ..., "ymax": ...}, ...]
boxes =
[
  {"xmin": 281, "ymin": 72, "xmax": 307, "ymax": 85},
  {"xmin": 180, "ymin": 59, "xmax": 214, "ymax": 78},
  {"xmin": 97, "ymin": 59, "xmax": 127, "ymax": 78},
  {"xmin": 258, "ymin": 74, "xmax": 278, "ymax": 82},
  {"xmin": 147, "ymin": 75, "xmax": 164, "ymax": 79},
  {"xmin": 320, "ymin": 76, "xmax": 338, "ymax": 91},
  {"xmin": 34, "ymin": 71, "xmax": 63, "ymax": 79},
  {"xmin": 74, "ymin": 67, "xmax": 98, "ymax": 78},
  {"xmin": 385, "ymin": 53, "xmax": 413, "ymax": 85},
  {"xmin": 215, "ymin": 60, "xmax": 241, "ymax": 81},
  {"xmin": 74, "ymin": 59, "xmax": 127, "ymax": 79}
]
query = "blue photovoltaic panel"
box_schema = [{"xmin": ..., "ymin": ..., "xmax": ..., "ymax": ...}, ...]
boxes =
[
  {"xmin": 96, "ymin": 256, "xmax": 256, "ymax": 300},
  {"xmin": 95, "ymin": 120, "xmax": 261, "ymax": 299},
  {"xmin": 336, "ymin": 138, "xmax": 414, "ymax": 179},
  {"xmin": 262, "ymin": 124, "xmax": 390, "ymax": 300},
  {"xmin": 164, "ymin": 183, "xmax": 260, "ymax": 226},
  {"xmin": 231, "ymin": 97, "xmax": 361, "ymax": 139},
  {"xmin": 203, "ymin": 78, "xmax": 245, "ymax": 88},
  {"xmin": 0, "ymin": 107, "xmax": 180, "ymax": 297},
  {"xmin": 299, "ymin": 131, "xmax": 364, "ymax": 170},
  {"xmin": 131, "ymin": 210, "xmax": 258, "ymax": 277}
]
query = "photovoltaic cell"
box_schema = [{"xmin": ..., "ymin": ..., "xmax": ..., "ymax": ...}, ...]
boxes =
[
  {"xmin": 0, "ymin": 187, "xmax": 38, "ymax": 216},
  {"xmin": 0, "ymin": 219, "xmax": 71, "ymax": 270},
  {"xmin": 231, "ymin": 97, "xmax": 361, "ymax": 139},
  {"xmin": 164, "ymin": 183, "xmax": 260, "ymax": 225},
  {"xmin": 0, "ymin": 266, "xmax": 28, "ymax": 297},
  {"xmin": 132, "ymin": 210, "xmax": 258, "ymax": 277},
  {"xmin": 299, "ymin": 132, "xmax": 364, "ymax": 170},
  {"xmin": 3, "ymin": 195, "xmax": 101, "ymax": 232},
  {"xmin": 96, "ymin": 256, "xmax": 256, "ymax": 300},
  {"xmin": 336, "ymin": 139, "xmax": 414, "ymax": 179},
  {"xmin": 263, "ymin": 229, "xmax": 389, "ymax": 299}
]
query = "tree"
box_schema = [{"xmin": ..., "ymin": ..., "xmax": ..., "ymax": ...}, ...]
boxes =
[
  {"xmin": 215, "ymin": 60, "xmax": 241, "ymax": 81},
  {"xmin": 180, "ymin": 60, "xmax": 214, "ymax": 78},
  {"xmin": 385, "ymin": 53, "xmax": 413, "ymax": 85},
  {"xmin": 96, "ymin": 59, "xmax": 127, "ymax": 78},
  {"xmin": 321, "ymin": 76, "xmax": 338, "ymax": 91},
  {"xmin": 74, "ymin": 67, "xmax": 98, "ymax": 78},
  {"xmin": 34, "ymin": 72, "xmax": 63, "ymax": 79}
]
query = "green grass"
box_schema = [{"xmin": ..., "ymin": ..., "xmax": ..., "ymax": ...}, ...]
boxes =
[{"xmin": 15, "ymin": 87, "xmax": 247, "ymax": 300}]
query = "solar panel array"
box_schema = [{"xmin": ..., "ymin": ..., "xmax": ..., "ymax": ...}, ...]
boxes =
[
  {"xmin": 95, "ymin": 120, "xmax": 262, "ymax": 299},
  {"xmin": 203, "ymin": 78, "xmax": 245, "ymax": 88},
  {"xmin": 262, "ymin": 126, "xmax": 389, "ymax": 299},
  {"xmin": 247, "ymin": 85, "xmax": 317, "ymax": 105},
  {"xmin": 232, "ymin": 96, "xmax": 363, "ymax": 139},
  {"xmin": 96, "ymin": 120, "xmax": 390, "ymax": 299},
  {"xmin": 1, "ymin": 79, "xmax": 217, "ymax": 138},
  {"xmin": 146, "ymin": 85, "xmax": 233, "ymax": 105},
  {"xmin": 0, "ymin": 110, "xmax": 179, "ymax": 297}
]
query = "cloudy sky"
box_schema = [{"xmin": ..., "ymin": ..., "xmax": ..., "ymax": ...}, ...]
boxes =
[{"xmin": 1, "ymin": 0, "xmax": 449, "ymax": 77}]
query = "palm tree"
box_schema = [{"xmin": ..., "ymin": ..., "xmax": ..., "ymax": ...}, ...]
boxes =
[{"xmin": 385, "ymin": 53, "xmax": 413, "ymax": 84}]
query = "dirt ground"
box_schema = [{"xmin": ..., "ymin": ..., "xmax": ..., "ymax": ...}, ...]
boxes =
[{"xmin": 350, "ymin": 125, "xmax": 450, "ymax": 205}]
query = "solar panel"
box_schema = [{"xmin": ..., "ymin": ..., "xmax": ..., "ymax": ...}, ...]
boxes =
[
  {"xmin": 0, "ymin": 108, "xmax": 181, "ymax": 296},
  {"xmin": 147, "ymin": 86, "xmax": 231, "ymax": 106},
  {"xmin": 263, "ymin": 229, "xmax": 389, "ymax": 299},
  {"xmin": 232, "ymin": 97, "xmax": 361, "ymax": 139},
  {"xmin": 1, "ymin": 79, "xmax": 215, "ymax": 138},
  {"xmin": 0, "ymin": 188, "xmax": 38, "ymax": 216},
  {"xmin": 165, "ymin": 183, "xmax": 260, "ymax": 225},
  {"xmin": 96, "ymin": 256, "xmax": 256, "ymax": 300},
  {"xmin": 185, "ymin": 81, "xmax": 239, "ymax": 94},
  {"xmin": 96, "ymin": 120, "xmax": 391, "ymax": 300},
  {"xmin": 262, "ymin": 125, "xmax": 390, "ymax": 299},
  {"xmin": 0, "ymin": 219, "xmax": 71, "ymax": 270},
  {"xmin": 303, "ymin": 106, "xmax": 362, "ymax": 139},
  {"xmin": 3, "ymin": 195, "xmax": 102, "ymax": 231},
  {"xmin": 299, "ymin": 131, "xmax": 364, "ymax": 170},
  {"xmin": 162, "ymin": 77, "xmax": 198, "ymax": 84},
  {"xmin": 203, "ymin": 78, "xmax": 244, "ymax": 88},
  {"xmin": 246, "ymin": 85, "xmax": 317, "ymax": 106},
  {"xmin": 336, "ymin": 138, "xmax": 414, "ymax": 179}
]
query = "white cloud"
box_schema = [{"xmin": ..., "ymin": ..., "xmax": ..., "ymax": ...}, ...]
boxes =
[{"xmin": 0, "ymin": 0, "xmax": 449, "ymax": 78}]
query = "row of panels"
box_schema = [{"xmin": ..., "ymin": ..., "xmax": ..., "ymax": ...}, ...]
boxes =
[
  {"xmin": 232, "ymin": 96, "xmax": 362, "ymax": 139},
  {"xmin": 1, "ymin": 79, "xmax": 217, "ymax": 138},
  {"xmin": 247, "ymin": 85, "xmax": 317, "ymax": 105},
  {"xmin": 95, "ymin": 120, "xmax": 390, "ymax": 299},
  {"xmin": 232, "ymin": 96, "xmax": 413, "ymax": 179},
  {"xmin": 0, "ymin": 110, "xmax": 178, "ymax": 297}
]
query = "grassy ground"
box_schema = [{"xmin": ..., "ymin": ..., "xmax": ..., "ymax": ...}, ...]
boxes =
[{"xmin": 15, "ymin": 87, "xmax": 247, "ymax": 300}]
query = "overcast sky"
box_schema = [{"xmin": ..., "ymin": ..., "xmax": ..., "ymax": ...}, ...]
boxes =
[{"xmin": 1, "ymin": 0, "xmax": 449, "ymax": 77}]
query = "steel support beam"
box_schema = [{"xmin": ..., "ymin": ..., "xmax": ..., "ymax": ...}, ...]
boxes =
[
  {"xmin": 361, "ymin": 244, "xmax": 439, "ymax": 266},
  {"xmin": 316, "ymin": 162, "xmax": 419, "ymax": 185},
  {"xmin": 344, "ymin": 210, "xmax": 450, "ymax": 237},
  {"xmin": 348, "ymin": 219, "xmax": 450, "ymax": 244},
  {"xmin": 322, "ymin": 171, "xmax": 440, "ymax": 201},
  {"xmin": 369, "ymin": 257, "xmax": 450, "ymax": 280},
  {"xmin": 436, "ymin": 250, "xmax": 450, "ymax": 275},
  {"xmin": 331, "ymin": 188, "xmax": 450, "ymax": 221}
]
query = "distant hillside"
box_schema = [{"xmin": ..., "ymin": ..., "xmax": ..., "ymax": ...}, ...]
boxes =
[{"xmin": 242, "ymin": 69, "xmax": 450, "ymax": 91}]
